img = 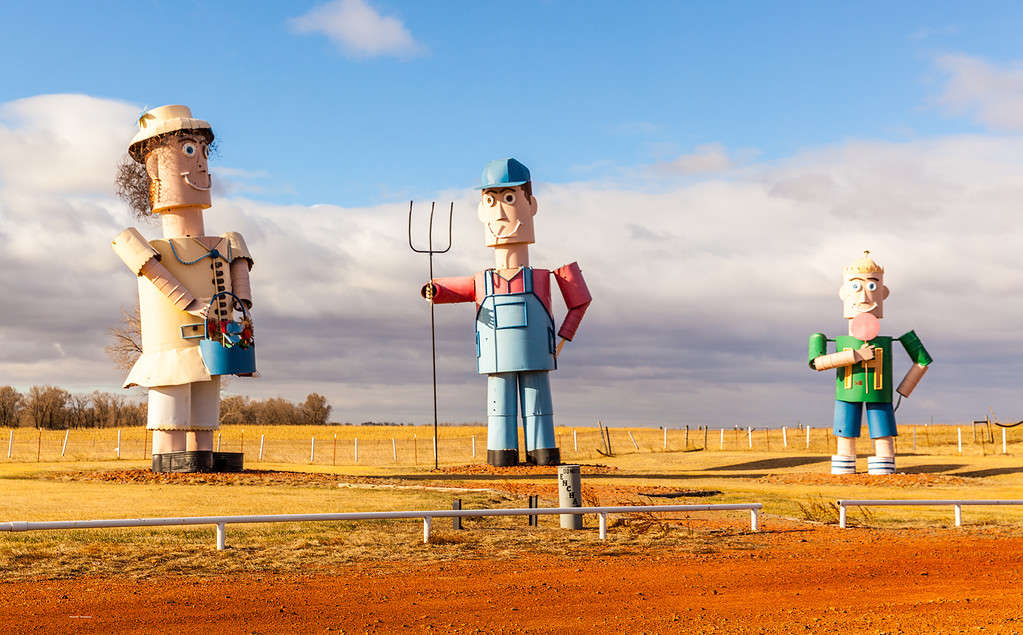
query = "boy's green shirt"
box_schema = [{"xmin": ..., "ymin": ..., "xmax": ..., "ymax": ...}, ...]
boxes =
[{"xmin": 808, "ymin": 330, "xmax": 932, "ymax": 403}]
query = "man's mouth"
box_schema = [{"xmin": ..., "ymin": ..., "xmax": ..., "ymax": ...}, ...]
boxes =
[
  {"xmin": 852, "ymin": 302, "xmax": 877, "ymax": 313},
  {"xmin": 181, "ymin": 171, "xmax": 211, "ymax": 191},
  {"xmin": 487, "ymin": 220, "xmax": 520, "ymax": 240}
]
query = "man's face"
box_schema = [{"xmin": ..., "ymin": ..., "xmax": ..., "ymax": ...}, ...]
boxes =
[
  {"xmin": 145, "ymin": 134, "xmax": 212, "ymax": 212},
  {"xmin": 476, "ymin": 185, "xmax": 537, "ymax": 248},
  {"xmin": 839, "ymin": 272, "xmax": 889, "ymax": 319}
]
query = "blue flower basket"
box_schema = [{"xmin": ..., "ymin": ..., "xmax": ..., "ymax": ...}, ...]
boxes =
[{"xmin": 181, "ymin": 291, "xmax": 256, "ymax": 376}]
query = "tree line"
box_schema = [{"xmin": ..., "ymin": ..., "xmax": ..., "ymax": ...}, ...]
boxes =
[{"xmin": 0, "ymin": 386, "xmax": 332, "ymax": 429}]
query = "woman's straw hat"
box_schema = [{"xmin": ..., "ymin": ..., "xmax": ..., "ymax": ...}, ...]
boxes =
[{"xmin": 128, "ymin": 105, "xmax": 213, "ymax": 162}]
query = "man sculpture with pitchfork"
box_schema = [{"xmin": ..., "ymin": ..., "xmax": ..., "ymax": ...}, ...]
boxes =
[{"xmin": 417, "ymin": 158, "xmax": 592, "ymax": 466}]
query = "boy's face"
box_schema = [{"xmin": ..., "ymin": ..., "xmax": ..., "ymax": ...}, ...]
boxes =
[
  {"xmin": 145, "ymin": 133, "xmax": 212, "ymax": 212},
  {"xmin": 839, "ymin": 272, "xmax": 889, "ymax": 319},
  {"xmin": 477, "ymin": 185, "xmax": 537, "ymax": 248}
]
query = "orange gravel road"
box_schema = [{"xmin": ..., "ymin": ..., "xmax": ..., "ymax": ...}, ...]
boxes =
[{"xmin": 4, "ymin": 525, "xmax": 1023, "ymax": 633}]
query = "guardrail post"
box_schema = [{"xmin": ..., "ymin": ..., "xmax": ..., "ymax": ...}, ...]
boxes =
[
  {"xmin": 839, "ymin": 503, "xmax": 847, "ymax": 528},
  {"xmin": 216, "ymin": 523, "xmax": 226, "ymax": 551},
  {"xmin": 750, "ymin": 508, "xmax": 759, "ymax": 532},
  {"xmin": 598, "ymin": 513, "xmax": 607, "ymax": 540},
  {"xmin": 423, "ymin": 516, "xmax": 431, "ymax": 543},
  {"xmin": 954, "ymin": 504, "xmax": 962, "ymax": 527}
]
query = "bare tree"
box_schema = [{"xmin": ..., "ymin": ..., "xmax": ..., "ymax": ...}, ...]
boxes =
[
  {"xmin": 106, "ymin": 305, "xmax": 143, "ymax": 371},
  {"xmin": 0, "ymin": 386, "xmax": 23, "ymax": 428},
  {"xmin": 25, "ymin": 386, "xmax": 71, "ymax": 429},
  {"xmin": 219, "ymin": 395, "xmax": 252, "ymax": 426},
  {"xmin": 301, "ymin": 393, "xmax": 332, "ymax": 426}
]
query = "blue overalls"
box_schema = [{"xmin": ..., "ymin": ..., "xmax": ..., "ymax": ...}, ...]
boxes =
[{"xmin": 476, "ymin": 268, "xmax": 558, "ymax": 464}]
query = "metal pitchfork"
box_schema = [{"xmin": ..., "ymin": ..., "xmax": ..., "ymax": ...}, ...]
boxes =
[{"xmin": 409, "ymin": 201, "xmax": 453, "ymax": 470}]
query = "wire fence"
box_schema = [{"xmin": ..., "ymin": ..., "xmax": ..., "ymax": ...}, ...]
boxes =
[{"xmin": 2, "ymin": 421, "xmax": 1016, "ymax": 466}]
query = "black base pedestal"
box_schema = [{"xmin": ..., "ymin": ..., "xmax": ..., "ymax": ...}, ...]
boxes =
[{"xmin": 151, "ymin": 451, "xmax": 244, "ymax": 473}]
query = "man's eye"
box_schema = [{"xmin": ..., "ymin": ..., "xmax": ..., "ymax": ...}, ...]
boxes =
[
  {"xmin": 867, "ymin": 281, "xmax": 877, "ymax": 291},
  {"xmin": 850, "ymin": 281, "xmax": 862, "ymax": 291},
  {"xmin": 503, "ymin": 193, "xmax": 515, "ymax": 204},
  {"xmin": 182, "ymin": 143, "xmax": 196, "ymax": 156},
  {"xmin": 202, "ymin": 145, "xmax": 210, "ymax": 157},
  {"xmin": 484, "ymin": 194, "xmax": 496, "ymax": 206}
]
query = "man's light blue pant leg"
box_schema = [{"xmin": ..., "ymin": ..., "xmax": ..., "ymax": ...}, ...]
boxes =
[
  {"xmin": 487, "ymin": 373, "xmax": 519, "ymax": 465},
  {"xmin": 519, "ymin": 371, "xmax": 558, "ymax": 464}
]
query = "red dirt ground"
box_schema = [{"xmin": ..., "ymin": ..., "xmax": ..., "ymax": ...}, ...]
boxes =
[{"xmin": 4, "ymin": 524, "xmax": 1023, "ymax": 633}]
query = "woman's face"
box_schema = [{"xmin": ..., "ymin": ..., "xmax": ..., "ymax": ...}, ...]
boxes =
[{"xmin": 145, "ymin": 133, "xmax": 212, "ymax": 213}]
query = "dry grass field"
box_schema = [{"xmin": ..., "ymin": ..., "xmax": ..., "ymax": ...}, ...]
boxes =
[{"xmin": 4, "ymin": 424, "xmax": 1023, "ymax": 632}]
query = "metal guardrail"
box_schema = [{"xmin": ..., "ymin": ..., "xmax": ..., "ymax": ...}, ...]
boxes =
[
  {"xmin": 837, "ymin": 499, "xmax": 1023, "ymax": 528},
  {"xmin": 0, "ymin": 503, "xmax": 762, "ymax": 550}
]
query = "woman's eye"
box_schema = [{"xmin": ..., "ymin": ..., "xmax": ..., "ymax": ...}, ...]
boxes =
[
  {"xmin": 850, "ymin": 281, "xmax": 862, "ymax": 291},
  {"xmin": 867, "ymin": 281, "xmax": 877, "ymax": 291},
  {"xmin": 503, "ymin": 193, "xmax": 515, "ymax": 204},
  {"xmin": 484, "ymin": 195, "xmax": 496, "ymax": 206},
  {"xmin": 182, "ymin": 143, "xmax": 196, "ymax": 156}
]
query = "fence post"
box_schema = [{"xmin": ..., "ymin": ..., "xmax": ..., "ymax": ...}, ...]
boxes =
[
  {"xmin": 392, "ymin": 438, "xmax": 397, "ymax": 462},
  {"xmin": 433, "ymin": 436, "xmax": 438, "ymax": 465},
  {"xmin": 627, "ymin": 431, "xmax": 639, "ymax": 450},
  {"xmin": 806, "ymin": 425, "xmax": 811, "ymax": 449},
  {"xmin": 310, "ymin": 437, "xmax": 315, "ymax": 463},
  {"xmin": 782, "ymin": 426, "xmax": 787, "ymax": 449},
  {"xmin": 1003, "ymin": 427, "xmax": 1008, "ymax": 455},
  {"xmin": 703, "ymin": 426, "xmax": 708, "ymax": 450},
  {"xmin": 957, "ymin": 427, "xmax": 962, "ymax": 454},
  {"xmin": 663, "ymin": 427, "xmax": 667, "ymax": 450},
  {"xmin": 719, "ymin": 428, "xmax": 724, "ymax": 450},
  {"xmin": 115, "ymin": 429, "xmax": 120, "ymax": 460},
  {"xmin": 216, "ymin": 432, "xmax": 221, "ymax": 452},
  {"xmin": 354, "ymin": 438, "xmax": 359, "ymax": 464},
  {"xmin": 61, "ymin": 430, "xmax": 69, "ymax": 457},
  {"xmin": 472, "ymin": 435, "xmax": 476, "ymax": 459},
  {"xmin": 684, "ymin": 425, "xmax": 689, "ymax": 448},
  {"xmin": 7, "ymin": 430, "xmax": 12, "ymax": 459},
  {"xmin": 954, "ymin": 504, "xmax": 962, "ymax": 527},
  {"xmin": 573, "ymin": 429, "xmax": 578, "ymax": 453},
  {"xmin": 747, "ymin": 427, "xmax": 752, "ymax": 449},
  {"xmin": 258, "ymin": 434, "xmax": 265, "ymax": 461},
  {"xmin": 37, "ymin": 429, "xmax": 42, "ymax": 462}
]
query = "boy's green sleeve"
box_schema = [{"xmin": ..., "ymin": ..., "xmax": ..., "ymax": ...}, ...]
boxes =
[
  {"xmin": 898, "ymin": 330, "xmax": 933, "ymax": 366},
  {"xmin": 808, "ymin": 333, "xmax": 828, "ymax": 369}
]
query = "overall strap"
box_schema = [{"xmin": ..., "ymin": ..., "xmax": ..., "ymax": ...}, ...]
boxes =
[
  {"xmin": 522, "ymin": 267, "xmax": 533, "ymax": 293},
  {"xmin": 484, "ymin": 269, "xmax": 494, "ymax": 295}
]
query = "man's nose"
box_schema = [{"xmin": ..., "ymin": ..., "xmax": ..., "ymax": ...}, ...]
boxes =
[{"xmin": 495, "ymin": 204, "xmax": 510, "ymax": 220}]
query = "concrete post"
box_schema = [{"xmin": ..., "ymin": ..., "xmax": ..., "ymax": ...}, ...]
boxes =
[{"xmin": 558, "ymin": 464, "xmax": 583, "ymax": 529}]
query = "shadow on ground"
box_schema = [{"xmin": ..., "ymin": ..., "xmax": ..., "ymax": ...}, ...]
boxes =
[
  {"xmin": 704, "ymin": 457, "xmax": 829, "ymax": 471},
  {"xmin": 955, "ymin": 466, "xmax": 1023, "ymax": 478},
  {"xmin": 899, "ymin": 464, "xmax": 965, "ymax": 474}
]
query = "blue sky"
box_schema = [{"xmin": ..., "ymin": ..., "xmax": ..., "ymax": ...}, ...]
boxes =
[
  {"xmin": 1, "ymin": 1, "xmax": 1019, "ymax": 206},
  {"xmin": 4, "ymin": 1, "xmax": 1023, "ymax": 427}
]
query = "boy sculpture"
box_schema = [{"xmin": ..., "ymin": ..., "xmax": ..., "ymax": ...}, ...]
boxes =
[
  {"xmin": 111, "ymin": 105, "xmax": 254, "ymax": 472},
  {"xmin": 808, "ymin": 251, "xmax": 932, "ymax": 475},
  {"xmin": 423, "ymin": 158, "xmax": 591, "ymax": 466}
]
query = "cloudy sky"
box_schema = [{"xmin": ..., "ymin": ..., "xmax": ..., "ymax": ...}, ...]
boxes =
[{"xmin": 2, "ymin": 2, "xmax": 1023, "ymax": 427}]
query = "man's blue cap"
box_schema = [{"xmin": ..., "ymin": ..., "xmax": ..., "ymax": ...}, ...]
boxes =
[{"xmin": 477, "ymin": 157, "xmax": 531, "ymax": 190}]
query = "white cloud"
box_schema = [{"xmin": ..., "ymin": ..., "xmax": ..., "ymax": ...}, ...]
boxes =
[
  {"xmin": 656, "ymin": 143, "xmax": 733, "ymax": 175},
  {"xmin": 936, "ymin": 54, "xmax": 1023, "ymax": 131},
  {"xmin": 6, "ymin": 94, "xmax": 1023, "ymax": 429},
  {"xmin": 289, "ymin": 0, "xmax": 423, "ymax": 59}
]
